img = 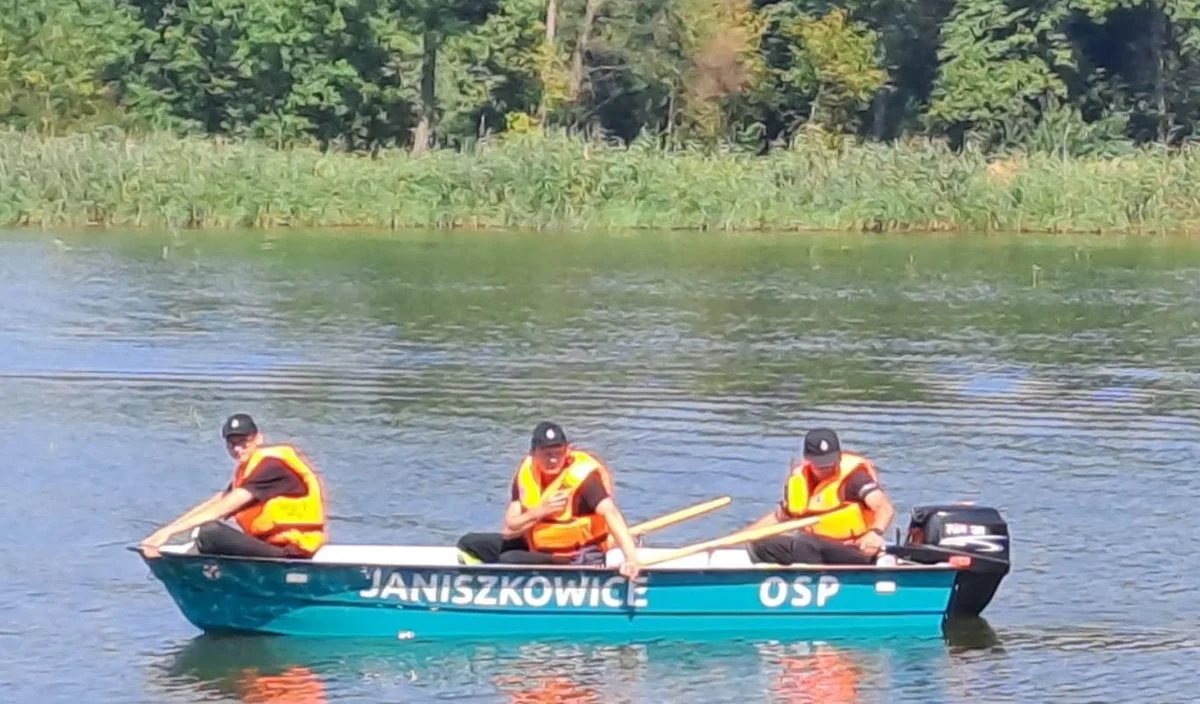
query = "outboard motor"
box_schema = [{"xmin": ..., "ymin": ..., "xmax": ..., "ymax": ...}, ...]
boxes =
[{"xmin": 892, "ymin": 503, "xmax": 1011, "ymax": 618}]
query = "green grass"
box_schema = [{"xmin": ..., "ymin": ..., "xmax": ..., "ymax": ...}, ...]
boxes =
[{"xmin": 3, "ymin": 128, "xmax": 1200, "ymax": 234}]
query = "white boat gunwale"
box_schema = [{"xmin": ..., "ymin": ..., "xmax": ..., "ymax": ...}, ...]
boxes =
[{"xmin": 146, "ymin": 543, "xmax": 967, "ymax": 573}]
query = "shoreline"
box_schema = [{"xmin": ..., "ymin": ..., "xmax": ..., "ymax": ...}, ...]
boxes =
[{"xmin": 3, "ymin": 130, "xmax": 1199, "ymax": 236}]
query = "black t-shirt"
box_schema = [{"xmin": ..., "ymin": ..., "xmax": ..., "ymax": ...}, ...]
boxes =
[
  {"xmin": 838, "ymin": 467, "xmax": 879, "ymax": 503},
  {"xmin": 225, "ymin": 458, "xmax": 306, "ymax": 505},
  {"xmin": 511, "ymin": 467, "xmax": 610, "ymax": 515}
]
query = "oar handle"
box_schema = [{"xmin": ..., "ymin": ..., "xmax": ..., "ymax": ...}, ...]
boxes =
[
  {"xmin": 640, "ymin": 516, "xmax": 818, "ymax": 567},
  {"xmin": 629, "ymin": 496, "xmax": 732, "ymax": 538}
]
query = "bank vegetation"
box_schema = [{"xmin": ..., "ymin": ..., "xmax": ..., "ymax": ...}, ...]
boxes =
[{"xmin": 3, "ymin": 0, "xmax": 1200, "ymax": 233}]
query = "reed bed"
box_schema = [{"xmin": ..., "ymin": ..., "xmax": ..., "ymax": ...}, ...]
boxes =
[{"xmin": 3, "ymin": 129, "xmax": 1200, "ymax": 234}]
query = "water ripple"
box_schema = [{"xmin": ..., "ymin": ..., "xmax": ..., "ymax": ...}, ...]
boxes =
[{"xmin": 5, "ymin": 230, "xmax": 1200, "ymax": 702}]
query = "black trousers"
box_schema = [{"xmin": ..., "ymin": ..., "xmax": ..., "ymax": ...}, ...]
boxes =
[
  {"xmin": 456, "ymin": 532, "xmax": 605, "ymax": 566},
  {"xmin": 194, "ymin": 521, "xmax": 309, "ymax": 559},
  {"xmin": 747, "ymin": 533, "xmax": 875, "ymax": 566}
]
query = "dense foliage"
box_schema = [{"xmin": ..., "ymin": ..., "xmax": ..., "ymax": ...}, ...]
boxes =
[{"xmin": 4, "ymin": 0, "xmax": 1199, "ymax": 154}]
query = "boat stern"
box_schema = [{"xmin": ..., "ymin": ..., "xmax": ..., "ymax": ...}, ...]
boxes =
[{"xmin": 890, "ymin": 502, "xmax": 1012, "ymax": 619}]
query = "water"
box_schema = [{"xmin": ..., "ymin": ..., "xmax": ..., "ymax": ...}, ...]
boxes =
[{"xmin": 2, "ymin": 228, "xmax": 1199, "ymax": 702}]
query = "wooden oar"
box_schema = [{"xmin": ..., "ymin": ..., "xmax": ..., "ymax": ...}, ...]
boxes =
[
  {"xmin": 628, "ymin": 496, "xmax": 732, "ymax": 538},
  {"xmin": 640, "ymin": 516, "xmax": 819, "ymax": 567}
]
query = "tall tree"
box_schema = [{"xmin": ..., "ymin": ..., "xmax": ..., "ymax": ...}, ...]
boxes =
[
  {"xmin": 1069, "ymin": 0, "xmax": 1200, "ymax": 143},
  {"xmin": 396, "ymin": 0, "xmax": 500, "ymax": 151},
  {"xmin": 436, "ymin": 0, "xmax": 544, "ymax": 143},
  {"xmin": 928, "ymin": 0, "xmax": 1073, "ymax": 150},
  {"xmin": 0, "ymin": 0, "xmax": 139, "ymax": 134},
  {"xmin": 120, "ymin": 0, "xmax": 424, "ymax": 148},
  {"xmin": 750, "ymin": 3, "xmax": 886, "ymax": 145}
]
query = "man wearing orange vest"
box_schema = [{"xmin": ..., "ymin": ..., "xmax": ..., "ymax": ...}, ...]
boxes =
[
  {"xmin": 744, "ymin": 428, "xmax": 894, "ymax": 565},
  {"xmin": 138, "ymin": 413, "xmax": 328, "ymax": 559},
  {"xmin": 456, "ymin": 421, "xmax": 643, "ymax": 579}
]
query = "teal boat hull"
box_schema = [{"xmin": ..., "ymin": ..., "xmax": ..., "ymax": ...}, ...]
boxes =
[{"xmin": 137, "ymin": 549, "xmax": 980, "ymax": 640}]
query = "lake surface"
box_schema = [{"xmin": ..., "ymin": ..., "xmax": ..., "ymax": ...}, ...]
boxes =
[{"xmin": 2, "ymin": 228, "xmax": 1199, "ymax": 702}]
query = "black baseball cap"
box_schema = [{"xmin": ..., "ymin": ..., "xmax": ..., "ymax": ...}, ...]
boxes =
[
  {"xmin": 222, "ymin": 413, "xmax": 258, "ymax": 439},
  {"xmin": 803, "ymin": 428, "xmax": 840, "ymax": 467},
  {"xmin": 530, "ymin": 421, "xmax": 568, "ymax": 451}
]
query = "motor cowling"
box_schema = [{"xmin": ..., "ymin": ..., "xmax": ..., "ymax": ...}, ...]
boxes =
[
  {"xmin": 905, "ymin": 504, "xmax": 1010, "ymax": 563},
  {"xmin": 894, "ymin": 503, "xmax": 1012, "ymax": 618}
]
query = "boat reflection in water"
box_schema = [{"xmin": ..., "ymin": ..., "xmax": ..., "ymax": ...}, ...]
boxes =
[{"xmin": 147, "ymin": 620, "xmax": 1000, "ymax": 703}]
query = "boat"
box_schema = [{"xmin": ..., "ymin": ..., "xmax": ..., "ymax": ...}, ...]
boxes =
[{"xmin": 135, "ymin": 500, "xmax": 1011, "ymax": 640}]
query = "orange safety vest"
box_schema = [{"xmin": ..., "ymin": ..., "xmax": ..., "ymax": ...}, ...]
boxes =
[
  {"xmin": 782, "ymin": 451, "xmax": 879, "ymax": 542},
  {"xmin": 514, "ymin": 450, "xmax": 613, "ymax": 554},
  {"xmin": 231, "ymin": 444, "xmax": 327, "ymax": 556}
]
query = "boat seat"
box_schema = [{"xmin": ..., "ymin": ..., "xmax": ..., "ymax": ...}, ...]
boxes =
[
  {"xmin": 317, "ymin": 545, "xmax": 746, "ymax": 569},
  {"xmin": 605, "ymin": 547, "xmax": 755, "ymax": 569},
  {"xmin": 606, "ymin": 548, "xmax": 707, "ymax": 569},
  {"xmin": 707, "ymin": 549, "xmax": 754, "ymax": 568},
  {"xmin": 311, "ymin": 545, "xmax": 462, "ymax": 566},
  {"xmin": 159, "ymin": 542, "xmax": 763, "ymax": 570}
]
